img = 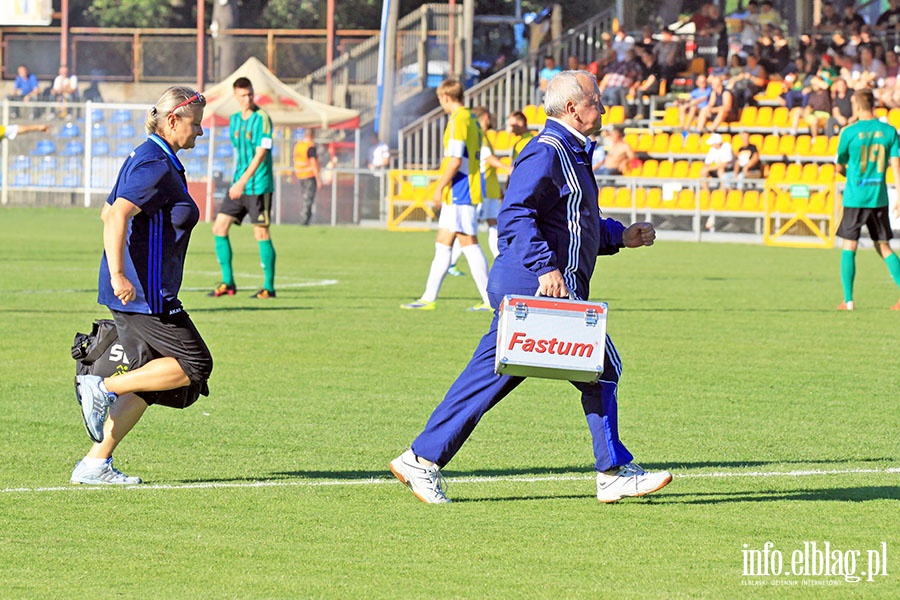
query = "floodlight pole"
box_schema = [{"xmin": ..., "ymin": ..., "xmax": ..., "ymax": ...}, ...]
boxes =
[
  {"xmin": 197, "ymin": 0, "xmax": 205, "ymax": 91},
  {"xmin": 60, "ymin": 0, "xmax": 69, "ymax": 67},
  {"xmin": 326, "ymin": 0, "xmax": 335, "ymax": 105}
]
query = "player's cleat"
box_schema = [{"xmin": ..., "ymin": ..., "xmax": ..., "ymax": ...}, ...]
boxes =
[
  {"xmin": 250, "ymin": 289, "xmax": 276, "ymax": 299},
  {"xmin": 208, "ymin": 282, "xmax": 237, "ymax": 297},
  {"xmin": 447, "ymin": 266, "xmax": 466, "ymax": 277},
  {"xmin": 837, "ymin": 300, "xmax": 855, "ymax": 311},
  {"xmin": 70, "ymin": 457, "xmax": 142, "ymax": 485},
  {"xmin": 400, "ymin": 299, "xmax": 436, "ymax": 310},
  {"xmin": 890, "ymin": 299, "xmax": 900, "ymax": 311},
  {"xmin": 466, "ymin": 302, "xmax": 492, "ymax": 312},
  {"xmin": 389, "ymin": 449, "xmax": 450, "ymax": 503},
  {"xmin": 596, "ymin": 462, "xmax": 672, "ymax": 503},
  {"xmin": 75, "ymin": 375, "xmax": 115, "ymax": 443}
]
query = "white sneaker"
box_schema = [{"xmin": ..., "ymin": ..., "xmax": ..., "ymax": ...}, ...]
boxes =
[
  {"xmin": 70, "ymin": 457, "xmax": 142, "ymax": 485},
  {"xmin": 596, "ymin": 462, "xmax": 672, "ymax": 503},
  {"xmin": 389, "ymin": 449, "xmax": 451, "ymax": 503},
  {"xmin": 75, "ymin": 374, "xmax": 114, "ymax": 443}
]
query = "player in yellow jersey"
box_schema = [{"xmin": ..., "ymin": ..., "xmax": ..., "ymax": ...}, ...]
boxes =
[
  {"xmin": 507, "ymin": 110, "xmax": 536, "ymax": 166},
  {"xmin": 401, "ymin": 79, "xmax": 492, "ymax": 311}
]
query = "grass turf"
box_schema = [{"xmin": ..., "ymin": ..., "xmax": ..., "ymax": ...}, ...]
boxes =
[{"xmin": 0, "ymin": 206, "xmax": 897, "ymax": 598}]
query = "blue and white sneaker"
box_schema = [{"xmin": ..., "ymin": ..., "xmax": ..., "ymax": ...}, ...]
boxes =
[
  {"xmin": 389, "ymin": 449, "xmax": 450, "ymax": 503},
  {"xmin": 75, "ymin": 375, "xmax": 115, "ymax": 443},
  {"xmin": 466, "ymin": 302, "xmax": 492, "ymax": 312},
  {"xmin": 596, "ymin": 462, "xmax": 672, "ymax": 503},
  {"xmin": 447, "ymin": 266, "xmax": 466, "ymax": 277},
  {"xmin": 400, "ymin": 299, "xmax": 436, "ymax": 310},
  {"xmin": 70, "ymin": 457, "xmax": 142, "ymax": 485}
]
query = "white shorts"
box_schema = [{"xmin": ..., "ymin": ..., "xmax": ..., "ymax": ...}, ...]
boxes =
[
  {"xmin": 438, "ymin": 203, "xmax": 479, "ymax": 236},
  {"xmin": 479, "ymin": 198, "xmax": 501, "ymax": 221}
]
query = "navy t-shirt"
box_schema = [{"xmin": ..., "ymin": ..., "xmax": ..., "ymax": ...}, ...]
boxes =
[{"xmin": 98, "ymin": 135, "xmax": 199, "ymax": 314}]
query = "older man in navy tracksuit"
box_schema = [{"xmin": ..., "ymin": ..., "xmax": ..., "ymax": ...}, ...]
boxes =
[{"xmin": 390, "ymin": 71, "xmax": 672, "ymax": 504}]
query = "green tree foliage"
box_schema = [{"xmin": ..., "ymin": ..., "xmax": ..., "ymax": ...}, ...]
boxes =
[{"xmin": 87, "ymin": 0, "xmax": 174, "ymax": 28}]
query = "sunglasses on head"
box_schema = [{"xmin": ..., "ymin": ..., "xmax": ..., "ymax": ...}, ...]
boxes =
[{"xmin": 171, "ymin": 92, "xmax": 205, "ymax": 113}]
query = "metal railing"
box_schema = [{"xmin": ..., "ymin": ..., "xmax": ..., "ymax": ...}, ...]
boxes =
[{"xmin": 398, "ymin": 8, "xmax": 616, "ymax": 170}]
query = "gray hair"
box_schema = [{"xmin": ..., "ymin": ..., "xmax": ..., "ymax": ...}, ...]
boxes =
[
  {"xmin": 144, "ymin": 86, "xmax": 206, "ymax": 135},
  {"xmin": 543, "ymin": 70, "xmax": 595, "ymax": 118}
]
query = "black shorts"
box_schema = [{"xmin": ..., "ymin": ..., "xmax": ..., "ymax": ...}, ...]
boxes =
[
  {"xmin": 111, "ymin": 309, "xmax": 213, "ymax": 409},
  {"xmin": 837, "ymin": 206, "xmax": 894, "ymax": 242},
  {"xmin": 217, "ymin": 192, "xmax": 272, "ymax": 227}
]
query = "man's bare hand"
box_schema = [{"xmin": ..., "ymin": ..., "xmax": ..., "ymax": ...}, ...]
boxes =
[
  {"xmin": 538, "ymin": 269, "xmax": 568, "ymax": 297},
  {"xmin": 622, "ymin": 222, "xmax": 656, "ymax": 248}
]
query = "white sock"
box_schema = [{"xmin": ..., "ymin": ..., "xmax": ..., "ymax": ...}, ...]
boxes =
[
  {"xmin": 420, "ymin": 243, "xmax": 452, "ymax": 302},
  {"xmin": 81, "ymin": 457, "xmax": 108, "ymax": 468},
  {"xmin": 462, "ymin": 244, "xmax": 490, "ymax": 304},
  {"xmin": 450, "ymin": 238, "xmax": 463, "ymax": 267},
  {"xmin": 488, "ymin": 226, "xmax": 499, "ymax": 258}
]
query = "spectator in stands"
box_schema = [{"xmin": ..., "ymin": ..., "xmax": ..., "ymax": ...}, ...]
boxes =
[
  {"xmin": 730, "ymin": 53, "xmax": 768, "ymax": 109},
  {"xmin": 676, "ymin": 73, "xmax": 711, "ymax": 130},
  {"xmin": 790, "ymin": 75, "xmax": 833, "ymax": 137},
  {"xmin": 710, "ymin": 54, "xmax": 730, "ymax": 79},
  {"xmin": 48, "ymin": 66, "xmax": 79, "ymax": 118},
  {"xmin": 876, "ymin": 0, "xmax": 900, "ymax": 33},
  {"xmin": 598, "ymin": 49, "xmax": 642, "ymax": 110},
  {"xmin": 595, "ymin": 126, "xmax": 635, "ymax": 177},
  {"xmin": 739, "ymin": 5, "xmax": 762, "ymax": 56},
  {"xmin": 849, "ymin": 45, "xmax": 887, "ymax": 89},
  {"xmin": 828, "ymin": 77, "xmax": 856, "ymax": 136},
  {"xmin": 0, "ymin": 123, "xmax": 49, "ymax": 140},
  {"xmin": 538, "ymin": 56, "xmax": 561, "ymax": 102},
  {"xmin": 757, "ymin": 0, "xmax": 783, "ymax": 31},
  {"xmin": 703, "ymin": 3, "xmax": 729, "ymax": 60},
  {"xmin": 842, "ymin": 3, "xmax": 867, "ymax": 32},
  {"xmin": 834, "ymin": 88, "xmax": 900, "ymax": 312},
  {"xmin": 633, "ymin": 48, "xmax": 663, "ymax": 117},
  {"xmin": 817, "ymin": 1, "xmax": 843, "ymax": 34},
  {"xmin": 695, "ymin": 75, "xmax": 738, "ymax": 132},
  {"xmin": 763, "ymin": 29, "xmax": 792, "ymax": 75},
  {"xmin": 506, "ymin": 110, "xmax": 536, "ymax": 165},
  {"xmin": 7, "ymin": 64, "xmax": 41, "ymax": 119},
  {"xmin": 885, "ymin": 48, "xmax": 899, "ymax": 79},
  {"xmin": 699, "ymin": 132, "xmax": 735, "ymax": 192},
  {"xmin": 567, "ymin": 55, "xmax": 581, "ymax": 71},
  {"xmin": 636, "ymin": 25, "xmax": 656, "ymax": 54},
  {"xmin": 733, "ymin": 131, "xmax": 762, "ymax": 188},
  {"xmin": 653, "ymin": 28, "xmax": 686, "ymax": 91},
  {"xmin": 611, "ymin": 25, "xmax": 636, "ymax": 63},
  {"xmin": 780, "ymin": 50, "xmax": 819, "ymax": 109},
  {"xmin": 368, "ymin": 134, "xmax": 390, "ymax": 170}
]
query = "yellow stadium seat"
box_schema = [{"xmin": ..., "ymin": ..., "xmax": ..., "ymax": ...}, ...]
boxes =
[
  {"xmin": 794, "ymin": 135, "xmax": 813, "ymax": 156},
  {"xmin": 776, "ymin": 190, "xmax": 794, "ymax": 212},
  {"xmin": 827, "ymin": 136, "xmax": 839, "ymax": 155},
  {"xmin": 754, "ymin": 106, "xmax": 775, "ymax": 127},
  {"xmin": 677, "ymin": 188, "xmax": 696, "ymax": 209},
  {"xmin": 819, "ymin": 163, "xmax": 835, "ymax": 181},
  {"xmin": 698, "ymin": 189, "xmax": 711, "ymax": 209},
  {"xmin": 767, "ymin": 162, "xmax": 786, "ymax": 182},
  {"xmin": 785, "ymin": 163, "xmax": 802, "ymax": 181},
  {"xmin": 651, "ymin": 132, "xmax": 670, "ymax": 154},
  {"xmin": 668, "ymin": 133, "xmax": 685, "ymax": 154},
  {"xmin": 522, "ymin": 104, "xmax": 540, "ymax": 124},
  {"xmin": 761, "ymin": 134, "xmax": 779, "ymax": 155},
  {"xmin": 755, "ymin": 81, "xmax": 783, "ymax": 104},
  {"xmin": 657, "ymin": 160, "xmax": 674, "ymax": 177},
  {"xmin": 598, "ymin": 186, "xmax": 616, "ymax": 207},
  {"xmin": 641, "ymin": 159, "xmax": 660, "ymax": 177},
  {"xmin": 646, "ymin": 187, "xmax": 662, "ymax": 207},
  {"xmin": 683, "ymin": 133, "xmax": 703, "ymax": 155},
  {"xmin": 493, "ymin": 130, "xmax": 512, "ymax": 151},
  {"xmin": 739, "ymin": 106, "xmax": 759, "ymax": 127},
  {"xmin": 810, "ymin": 136, "xmax": 829, "ymax": 156},
  {"xmin": 636, "ymin": 133, "xmax": 654, "ymax": 153},
  {"xmin": 632, "ymin": 187, "xmax": 647, "ymax": 208},
  {"xmin": 809, "ymin": 191, "xmax": 827, "ymax": 213},
  {"xmin": 749, "ymin": 133, "xmax": 764, "ymax": 147},
  {"xmin": 742, "ymin": 190, "xmax": 761, "ymax": 211},
  {"xmin": 890, "ymin": 108, "xmax": 900, "ymax": 130},
  {"xmin": 672, "ymin": 160, "xmax": 690, "ymax": 178},
  {"xmin": 660, "ymin": 105, "xmax": 680, "ymax": 127},
  {"xmin": 688, "ymin": 160, "xmax": 705, "ymax": 178},
  {"xmin": 485, "ymin": 129, "xmax": 498, "ymax": 146},
  {"xmin": 888, "ymin": 169, "xmax": 895, "ymax": 184},
  {"xmin": 726, "ymin": 189, "xmax": 743, "ymax": 210},
  {"xmin": 875, "ymin": 107, "xmax": 888, "ymax": 119},
  {"xmin": 801, "ymin": 163, "xmax": 819, "ymax": 182},
  {"xmin": 772, "ymin": 107, "xmax": 792, "ymax": 129},
  {"xmin": 710, "ymin": 189, "xmax": 727, "ymax": 210},
  {"xmin": 615, "ymin": 187, "xmax": 631, "ymax": 207},
  {"xmin": 607, "ymin": 105, "xmax": 626, "ymax": 125},
  {"xmin": 625, "ymin": 132, "xmax": 639, "ymax": 149},
  {"xmin": 778, "ymin": 134, "xmax": 796, "ymax": 155}
]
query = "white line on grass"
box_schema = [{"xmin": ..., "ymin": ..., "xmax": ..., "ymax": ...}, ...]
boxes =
[
  {"xmin": 9, "ymin": 276, "xmax": 338, "ymax": 295},
  {"xmin": 2, "ymin": 467, "xmax": 898, "ymax": 495}
]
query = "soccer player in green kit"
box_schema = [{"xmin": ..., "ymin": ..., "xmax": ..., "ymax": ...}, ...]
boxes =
[
  {"xmin": 835, "ymin": 88, "xmax": 900, "ymax": 311},
  {"xmin": 209, "ymin": 77, "xmax": 277, "ymax": 299}
]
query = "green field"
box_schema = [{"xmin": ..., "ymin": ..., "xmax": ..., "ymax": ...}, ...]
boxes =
[{"xmin": 1, "ymin": 207, "xmax": 897, "ymax": 599}]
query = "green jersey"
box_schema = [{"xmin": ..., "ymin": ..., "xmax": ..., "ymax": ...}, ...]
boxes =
[
  {"xmin": 836, "ymin": 118, "xmax": 900, "ymax": 208},
  {"xmin": 230, "ymin": 107, "xmax": 274, "ymax": 195}
]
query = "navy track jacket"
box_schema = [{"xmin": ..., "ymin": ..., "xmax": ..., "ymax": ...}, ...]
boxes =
[{"xmin": 488, "ymin": 118, "xmax": 626, "ymax": 301}]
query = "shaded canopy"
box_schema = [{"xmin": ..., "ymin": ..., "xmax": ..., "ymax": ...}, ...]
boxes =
[{"xmin": 201, "ymin": 57, "xmax": 360, "ymax": 129}]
